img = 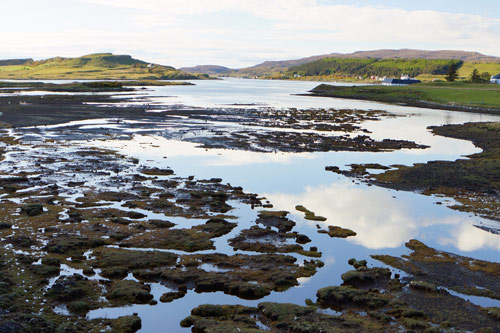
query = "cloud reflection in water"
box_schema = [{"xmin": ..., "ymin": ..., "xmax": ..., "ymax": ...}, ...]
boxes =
[{"xmin": 265, "ymin": 181, "xmax": 497, "ymax": 253}]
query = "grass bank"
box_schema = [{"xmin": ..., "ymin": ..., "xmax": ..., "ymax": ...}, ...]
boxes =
[
  {"xmin": 310, "ymin": 82, "xmax": 500, "ymax": 113},
  {"xmin": 0, "ymin": 80, "xmax": 193, "ymax": 93}
]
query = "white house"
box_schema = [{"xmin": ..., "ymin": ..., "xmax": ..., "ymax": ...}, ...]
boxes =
[{"xmin": 491, "ymin": 74, "xmax": 500, "ymax": 84}]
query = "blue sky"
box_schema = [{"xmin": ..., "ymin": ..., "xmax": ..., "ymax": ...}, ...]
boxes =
[{"xmin": 2, "ymin": 1, "xmax": 500, "ymax": 68}]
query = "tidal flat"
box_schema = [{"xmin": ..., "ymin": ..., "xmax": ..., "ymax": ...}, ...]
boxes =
[{"xmin": 1, "ymin": 78, "xmax": 500, "ymax": 332}]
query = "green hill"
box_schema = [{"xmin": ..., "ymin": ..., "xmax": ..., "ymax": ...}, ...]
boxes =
[
  {"xmin": 0, "ymin": 53, "xmax": 207, "ymax": 80},
  {"xmin": 457, "ymin": 61, "xmax": 500, "ymax": 79},
  {"xmin": 287, "ymin": 58, "xmax": 462, "ymax": 78},
  {"xmin": 224, "ymin": 49, "xmax": 500, "ymax": 81}
]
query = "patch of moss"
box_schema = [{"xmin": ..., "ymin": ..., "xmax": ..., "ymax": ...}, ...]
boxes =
[
  {"xmin": 295, "ymin": 205, "xmax": 327, "ymax": 221},
  {"xmin": 20, "ymin": 203, "xmax": 43, "ymax": 216},
  {"xmin": 316, "ymin": 286, "xmax": 389, "ymax": 310},
  {"xmin": 319, "ymin": 225, "xmax": 357, "ymax": 238},
  {"xmin": 112, "ymin": 315, "xmax": 142, "ymax": 333},
  {"xmin": 121, "ymin": 219, "xmax": 235, "ymax": 252},
  {"xmin": 106, "ymin": 280, "xmax": 153, "ymax": 304},
  {"xmin": 159, "ymin": 291, "xmax": 186, "ymax": 303}
]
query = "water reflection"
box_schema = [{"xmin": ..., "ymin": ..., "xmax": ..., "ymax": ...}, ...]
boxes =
[
  {"xmin": 268, "ymin": 182, "xmax": 418, "ymax": 249},
  {"xmin": 266, "ymin": 181, "xmax": 498, "ymax": 254},
  {"xmin": 99, "ymin": 135, "xmax": 315, "ymax": 167},
  {"xmin": 440, "ymin": 223, "xmax": 500, "ymax": 252},
  {"xmin": 90, "ymin": 133, "xmax": 500, "ymax": 255}
]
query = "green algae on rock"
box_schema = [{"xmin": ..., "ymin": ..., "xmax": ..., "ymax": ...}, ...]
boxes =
[
  {"xmin": 295, "ymin": 205, "xmax": 327, "ymax": 221},
  {"xmin": 229, "ymin": 226, "xmax": 320, "ymax": 258},
  {"xmin": 372, "ymin": 239, "xmax": 500, "ymax": 301},
  {"xmin": 319, "ymin": 225, "xmax": 357, "ymax": 238}
]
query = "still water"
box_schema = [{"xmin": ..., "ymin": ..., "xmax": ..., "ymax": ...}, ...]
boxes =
[{"xmin": 39, "ymin": 78, "xmax": 500, "ymax": 331}]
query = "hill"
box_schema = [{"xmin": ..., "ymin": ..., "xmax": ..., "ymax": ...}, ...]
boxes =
[
  {"xmin": 228, "ymin": 49, "xmax": 500, "ymax": 78},
  {"xmin": 457, "ymin": 61, "xmax": 500, "ymax": 79},
  {"xmin": 288, "ymin": 58, "xmax": 461, "ymax": 78},
  {"xmin": 341, "ymin": 49, "xmax": 500, "ymax": 62},
  {"xmin": 180, "ymin": 65, "xmax": 233, "ymax": 76},
  {"xmin": 0, "ymin": 53, "xmax": 207, "ymax": 80}
]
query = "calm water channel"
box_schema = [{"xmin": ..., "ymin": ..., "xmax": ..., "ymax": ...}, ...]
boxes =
[{"xmin": 19, "ymin": 78, "xmax": 500, "ymax": 331}]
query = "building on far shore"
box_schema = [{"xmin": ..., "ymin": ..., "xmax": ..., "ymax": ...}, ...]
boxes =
[
  {"xmin": 491, "ymin": 74, "xmax": 500, "ymax": 84},
  {"xmin": 382, "ymin": 75, "xmax": 421, "ymax": 86}
]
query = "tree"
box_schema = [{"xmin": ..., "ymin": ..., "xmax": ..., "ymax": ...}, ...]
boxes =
[
  {"xmin": 445, "ymin": 62, "xmax": 459, "ymax": 82},
  {"xmin": 471, "ymin": 69, "xmax": 492, "ymax": 84},
  {"xmin": 470, "ymin": 69, "xmax": 481, "ymax": 83},
  {"xmin": 480, "ymin": 72, "xmax": 491, "ymax": 83}
]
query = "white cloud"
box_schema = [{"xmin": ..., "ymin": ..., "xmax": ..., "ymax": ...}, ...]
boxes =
[{"xmin": 2, "ymin": 1, "xmax": 500, "ymax": 67}]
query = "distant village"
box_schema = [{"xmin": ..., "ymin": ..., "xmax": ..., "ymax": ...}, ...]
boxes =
[
  {"xmin": 492, "ymin": 74, "xmax": 500, "ymax": 84},
  {"xmin": 380, "ymin": 73, "xmax": 500, "ymax": 85}
]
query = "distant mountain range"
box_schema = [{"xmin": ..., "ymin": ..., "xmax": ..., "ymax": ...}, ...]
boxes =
[
  {"xmin": 179, "ymin": 65, "xmax": 233, "ymax": 75},
  {"xmin": 181, "ymin": 49, "xmax": 500, "ymax": 77}
]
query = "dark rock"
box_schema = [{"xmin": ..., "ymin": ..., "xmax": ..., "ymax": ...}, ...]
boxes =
[
  {"xmin": 21, "ymin": 203, "xmax": 43, "ymax": 216},
  {"xmin": 112, "ymin": 315, "xmax": 142, "ymax": 333}
]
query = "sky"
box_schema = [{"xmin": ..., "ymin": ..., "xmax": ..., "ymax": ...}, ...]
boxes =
[{"xmin": 2, "ymin": 0, "xmax": 500, "ymax": 68}]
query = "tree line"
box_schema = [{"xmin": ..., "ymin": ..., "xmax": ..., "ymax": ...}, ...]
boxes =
[{"xmin": 288, "ymin": 58, "xmax": 464, "ymax": 78}]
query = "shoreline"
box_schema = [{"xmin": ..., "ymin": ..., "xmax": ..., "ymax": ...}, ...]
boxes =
[{"xmin": 300, "ymin": 92, "xmax": 500, "ymax": 115}]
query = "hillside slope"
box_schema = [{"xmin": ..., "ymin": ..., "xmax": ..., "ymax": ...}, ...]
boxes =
[
  {"xmin": 228, "ymin": 49, "xmax": 500, "ymax": 78},
  {"xmin": 180, "ymin": 65, "xmax": 233, "ymax": 75},
  {"xmin": 343, "ymin": 49, "xmax": 500, "ymax": 62},
  {"xmin": 0, "ymin": 53, "xmax": 206, "ymax": 80},
  {"xmin": 288, "ymin": 58, "xmax": 460, "ymax": 78}
]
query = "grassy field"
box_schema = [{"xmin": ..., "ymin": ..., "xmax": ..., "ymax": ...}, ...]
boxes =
[
  {"xmin": 0, "ymin": 53, "xmax": 207, "ymax": 80},
  {"xmin": 311, "ymin": 82, "xmax": 500, "ymax": 111},
  {"xmin": 458, "ymin": 62, "xmax": 500, "ymax": 79}
]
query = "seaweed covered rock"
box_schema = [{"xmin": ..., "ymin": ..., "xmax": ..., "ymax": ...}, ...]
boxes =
[
  {"xmin": 182, "ymin": 302, "xmax": 382, "ymax": 332},
  {"xmin": 341, "ymin": 267, "xmax": 391, "ymax": 288},
  {"xmin": 372, "ymin": 239, "xmax": 500, "ymax": 299},
  {"xmin": 67, "ymin": 301, "xmax": 91, "ymax": 315},
  {"xmin": 319, "ymin": 225, "xmax": 357, "ymax": 238},
  {"xmin": 94, "ymin": 248, "xmax": 178, "ymax": 270},
  {"xmin": 30, "ymin": 263, "xmax": 60, "ymax": 277},
  {"xmin": 46, "ymin": 273, "xmax": 103, "ymax": 315},
  {"xmin": 159, "ymin": 253, "xmax": 321, "ymax": 300},
  {"xmin": 181, "ymin": 304, "xmax": 261, "ymax": 331},
  {"xmin": 47, "ymin": 274, "xmax": 89, "ymax": 302},
  {"xmin": 0, "ymin": 313, "xmax": 56, "ymax": 333},
  {"xmin": 107, "ymin": 280, "xmax": 153, "ymax": 304},
  {"xmin": 8, "ymin": 235, "xmax": 35, "ymax": 248},
  {"xmin": 20, "ymin": 203, "xmax": 43, "ymax": 216},
  {"xmin": 295, "ymin": 205, "xmax": 327, "ymax": 221},
  {"xmin": 45, "ymin": 234, "xmax": 106, "ymax": 254},
  {"xmin": 112, "ymin": 315, "xmax": 142, "ymax": 333},
  {"xmin": 120, "ymin": 219, "xmax": 236, "ymax": 252},
  {"xmin": 159, "ymin": 291, "xmax": 186, "ymax": 303},
  {"xmin": 316, "ymin": 286, "xmax": 389, "ymax": 309},
  {"xmin": 256, "ymin": 210, "xmax": 295, "ymax": 232},
  {"xmin": 229, "ymin": 226, "xmax": 320, "ymax": 257}
]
